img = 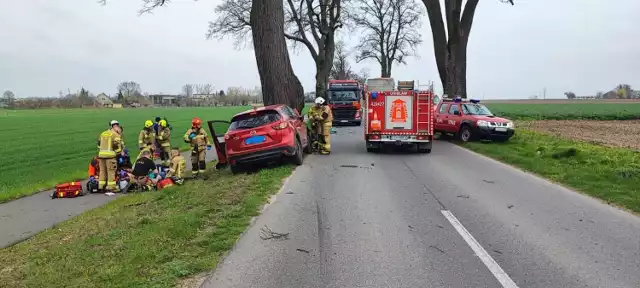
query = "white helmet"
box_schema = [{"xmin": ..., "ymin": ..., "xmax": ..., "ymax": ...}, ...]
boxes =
[
  {"xmin": 109, "ymin": 120, "xmax": 120, "ymax": 126},
  {"xmin": 315, "ymin": 97, "xmax": 325, "ymax": 105}
]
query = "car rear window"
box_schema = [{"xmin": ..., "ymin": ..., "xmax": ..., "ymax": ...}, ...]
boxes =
[{"xmin": 229, "ymin": 110, "xmax": 281, "ymax": 130}]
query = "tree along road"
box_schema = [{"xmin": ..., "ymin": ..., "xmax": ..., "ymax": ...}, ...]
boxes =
[
  {"xmin": 0, "ymin": 150, "xmax": 217, "ymax": 248},
  {"xmin": 203, "ymin": 126, "xmax": 640, "ymax": 288}
]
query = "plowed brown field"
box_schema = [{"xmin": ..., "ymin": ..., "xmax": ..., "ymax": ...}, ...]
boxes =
[{"xmin": 524, "ymin": 120, "xmax": 640, "ymax": 150}]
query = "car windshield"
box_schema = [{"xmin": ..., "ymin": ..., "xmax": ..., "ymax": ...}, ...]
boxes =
[
  {"xmin": 229, "ymin": 110, "xmax": 281, "ymax": 130},
  {"xmin": 462, "ymin": 104, "xmax": 493, "ymax": 116},
  {"xmin": 329, "ymin": 90, "xmax": 359, "ymax": 102}
]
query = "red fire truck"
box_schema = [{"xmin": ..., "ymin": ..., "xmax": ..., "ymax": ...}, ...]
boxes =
[
  {"xmin": 326, "ymin": 79, "xmax": 363, "ymax": 126},
  {"xmin": 363, "ymin": 79, "xmax": 434, "ymax": 153}
]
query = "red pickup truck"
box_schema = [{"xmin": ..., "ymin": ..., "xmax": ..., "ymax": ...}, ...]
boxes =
[{"xmin": 434, "ymin": 97, "xmax": 515, "ymax": 142}]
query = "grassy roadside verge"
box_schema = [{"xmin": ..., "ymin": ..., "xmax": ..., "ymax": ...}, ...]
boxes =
[
  {"xmin": 0, "ymin": 165, "xmax": 294, "ymax": 288},
  {"xmin": 461, "ymin": 130, "xmax": 640, "ymax": 213}
]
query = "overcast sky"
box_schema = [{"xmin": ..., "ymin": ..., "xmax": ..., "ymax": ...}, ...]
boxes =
[{"xmin": 1, "ymin": 0, "xmax": 638, "ymax": 99}]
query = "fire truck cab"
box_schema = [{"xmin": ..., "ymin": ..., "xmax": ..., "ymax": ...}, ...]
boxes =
[
  {"xmin": 363, "ymin": 79, "xmax": 434, "ymax": 153},
  {"xmin": 326, "ymin": 80, "xmax": 363, "ymax": 126}
]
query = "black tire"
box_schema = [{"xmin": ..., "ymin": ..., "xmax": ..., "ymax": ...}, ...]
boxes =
[
  {"xmin": 303, "ymin": 134, "xmax": 312, "ymax": 154},
  {"xmin": 230, "ymin": 164, "xmax": 242, "ymax": 175},
  {"xmin": 292, "ymin": 138, "xmax": 304, "ymax": 166},
  {"xmin": 366, "ymin": 147, "xmax": 376, "ymax": 153},
  {"xmin": 458, "ymin": 125, "xmax": 473, "ymax": 142},
  {"xmin": 418, "ymin": 148, "xmax": 432, "ymax": 153},
  {"xmin": 355, "ymin": 122, "xmax": 362, "ymax": 127}
]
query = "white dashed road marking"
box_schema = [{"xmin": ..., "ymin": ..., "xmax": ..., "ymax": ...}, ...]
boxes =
[{"xmin": 441, "ymin": 210, "xmax": 520, "ymax": 288}]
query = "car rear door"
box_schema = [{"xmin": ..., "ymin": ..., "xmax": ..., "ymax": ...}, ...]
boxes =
[
  {"xmin": 227, "ymin": 109, "xmax": 284, "ymax": 154},
  {"xmin": 206, "ymin": 120, "xmax": 231, "ymax": 169}
]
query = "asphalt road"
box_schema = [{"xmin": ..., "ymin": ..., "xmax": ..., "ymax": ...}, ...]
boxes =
[
  {"xmin": 0, "ymin": 149, "xmax": 217, "ymax": 248},
  {"xmin": 203, "ymin": 126, "xmax": 640, "ymax": 288}
]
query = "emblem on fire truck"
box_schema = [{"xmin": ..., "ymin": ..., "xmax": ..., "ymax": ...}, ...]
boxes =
[{"xmin": 390, "ymin": 99, "xmax": 408, "ymax": 123}]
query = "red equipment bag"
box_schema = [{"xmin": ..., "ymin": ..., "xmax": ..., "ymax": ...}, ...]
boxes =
[
  {"xmin": 51, "ymin": 182, "xmax": 85, "ymax": 199},
  {"xmin": 157, "ymin": 178, "xmax": 174, "ymax": 190}
]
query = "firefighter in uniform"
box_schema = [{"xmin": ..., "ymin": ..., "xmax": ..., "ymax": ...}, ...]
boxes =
[
  {"xmin": 97, "ymin": 120, "xmax": 124, "ymax": 192},
  {"xmin": 165, "ymin": 147, "xmax": 186, "ymax": 185},
  {"xmin": 156, "ymin": 119, "xmax": 171, "ymax": 167},
  {"xmin": 137, "ymin": 120, "xmax": 156, "ymax": 158},
  {"xmin": 183, "ymin": 117, "xmax": 211, "ymax": 177},
  {"xmin": 307, "ymin": 97, "xmax": 333, "ymax": 154}
]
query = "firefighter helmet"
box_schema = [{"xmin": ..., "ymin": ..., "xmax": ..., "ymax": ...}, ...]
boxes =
[
  {"xmin": 109, "ymin": 120, "xmax": 120, "ymax": 127},
  {"xmin": 159, "ymin": 119, "xmax": 167, "ymax": 127},
  {"xmin": 144, "ymin": 120, "xmax": 153, "ymax": 128},
  {"xmin": 315, "ymin": 97, "xmax": 325, "ymax": 105},
  {"xmin": 192, "ymin": 117, "xmax": 202, "ymax": 128}
]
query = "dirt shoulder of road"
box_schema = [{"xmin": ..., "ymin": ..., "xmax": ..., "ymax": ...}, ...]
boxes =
[
  {"xmin": 521, "ymin": 120, "xmax": 640, "ymax": 151},
  {"xmin": 0, "ymin": 165, "xmax": 294, "ymax": 288}
]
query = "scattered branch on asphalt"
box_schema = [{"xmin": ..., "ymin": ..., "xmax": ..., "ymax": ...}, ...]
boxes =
[
  {"xmin": 429, "ymin": 245, "xmax": 445, "ymax": 254},
  {"xmin": 259, "ymin": 225, "xmax": 290, "ymax": 240},
  {"xmin": 482, "ymin": 179, "xmax": 495, "ymax": 184},
  {"xmin": 296, "ymin": 248, "xmax": 310, "ymax": 253},
  {"xmin": 456, "ymin": 195, "xmax": 470, "ymax": 199}
]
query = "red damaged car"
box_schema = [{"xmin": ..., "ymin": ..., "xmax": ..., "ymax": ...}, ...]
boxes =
[{"xmin": 207, "ymin": 105, "xmax": 310, "ymax": 174}]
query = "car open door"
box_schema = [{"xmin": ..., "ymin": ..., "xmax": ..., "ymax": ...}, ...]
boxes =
[{"xmin": 207, "ymin": 120, "xmax": 231, "ymax": 170}]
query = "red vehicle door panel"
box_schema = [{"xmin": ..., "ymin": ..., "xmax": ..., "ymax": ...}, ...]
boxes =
[
  {"xmin": 435, "ymin": 103, "xmax": 450, "ymax": 132},
  {"xmin": 290, "ymin": 108, "xmax": 309, "ymax": 146},
  {"xmin": 445, "ymin": 103, "xmax": 462, "ymax": 133}
]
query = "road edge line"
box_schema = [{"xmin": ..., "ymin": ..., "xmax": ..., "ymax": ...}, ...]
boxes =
[{"xmin": 441, "ymin": 210, "xmax": 520, "ymax": 288}]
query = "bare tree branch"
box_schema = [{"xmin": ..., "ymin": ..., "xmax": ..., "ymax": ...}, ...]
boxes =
[
  {"xmin": 351, "ymin": 0, "xmax": 423, "ymax": 77},
  {"xmin": 207, "ymin": 0, "xmax": 252, "ymax": 49}
]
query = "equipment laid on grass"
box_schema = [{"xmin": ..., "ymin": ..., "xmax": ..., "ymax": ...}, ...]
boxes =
[
  {"xmin": 157, "ymin": 178, "xmax": 174, "ymax": 190},
  {"xmin": 363, "ymin": 78, "xmax": 434, "ymax": 153},
  {"xmin": 51, "ymin": 182, "xmax": 87, "ymax": 199}
]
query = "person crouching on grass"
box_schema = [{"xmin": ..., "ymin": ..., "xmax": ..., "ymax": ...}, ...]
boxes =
[
  {"xmin": 131, "ymin": 150, "xmax": 159, "ymax": 191},
  {"xmin": 165, "ymin": 147, "xmax": 186, "ymax": 185}
]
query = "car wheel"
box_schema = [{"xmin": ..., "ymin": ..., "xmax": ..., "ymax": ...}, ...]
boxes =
[
  {"xmin": 418, "ymin": 148, "xmax": 432, "ymax": 153},
  {"xmin": 356, "ymin": 122, "xmax": 361, "ymax": 127},
  {"xmin": 230, "ymin": 164, "xmax": 242, "ymax": 175},
  {"xmin": 303, "ymin": 135, "xmax": 311, "ymax": 154},
  {"xmin": 458, "ymin": 125, "xmax": 473, "ymax": 142},
  {"xmin": 366, "ymin": 147, "xmax": 377, "ymax": 153},
  {"xmin": 292, "ymin": 138, "xmax": 304, "ymax": 165}
]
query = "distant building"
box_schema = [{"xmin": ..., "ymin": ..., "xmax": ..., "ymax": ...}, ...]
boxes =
[
  {"xmin": 95, "ymin": 93, "xmax": 114, "ymax": 108},
  {"xmin": 602, "ymin": 91, "xmax": 618, "ymax": 99},
  {"xmin": 151, "ymin": 94, "xmax": 179, "ymax": 106}
]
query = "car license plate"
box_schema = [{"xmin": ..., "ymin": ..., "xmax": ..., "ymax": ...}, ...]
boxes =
[
  {"xmin": 340, "ymin": 120, "xmax": 348, "ymax": 123},
  {"xmin": 495, "ymin": 127, "xmax": 507, "ymax": 132},
  {"xmin": 245, "ymin": 135, "xmax": 266, "ymax": 145},
  {"xmin": 391, "ymin": 135, "xmax": 409, "ymax": 141}
]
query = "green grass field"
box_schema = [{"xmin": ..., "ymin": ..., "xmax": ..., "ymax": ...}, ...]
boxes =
[
  {"xmin": 0, "ymin": 107, "xmax": 251, "ymax": 203},
  {"xmin": 485, "ymin": 102, "xmax": 640, "ymax": 120},
  {"xmin": 0, "ymin": 163, "xmax": 293, "ymax": 288}
]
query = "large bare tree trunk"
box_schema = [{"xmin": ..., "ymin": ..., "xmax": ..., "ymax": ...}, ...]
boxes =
[
  {"xmin": 423, "ymin": 0, "xmax": 479, "ymax": 98},
  {"xmin": 251, "ymin": 0, "xmax": 305, "ymax": 112}
]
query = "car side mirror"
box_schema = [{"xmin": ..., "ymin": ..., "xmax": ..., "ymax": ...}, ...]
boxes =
[{"xmin": 453, "ymin": 110, "xmax": 460, "ymax": 116}]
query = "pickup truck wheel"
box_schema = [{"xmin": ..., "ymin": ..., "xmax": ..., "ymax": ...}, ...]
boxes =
[{"xmin": 459, "ymin": 126, "xmax": 473, "ymax": 142}]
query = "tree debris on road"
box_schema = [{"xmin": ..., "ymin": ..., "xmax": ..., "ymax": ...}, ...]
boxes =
[{"xmin": 259, "ymin": 225, "xmax": 289, "ymax": 240}]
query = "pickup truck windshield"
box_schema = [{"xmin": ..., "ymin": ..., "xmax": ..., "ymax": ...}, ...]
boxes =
[
  {"xmin": 462, "ymin": 104, "xmax": 493, "ymax": 116},
  {"xmin": 329, "ymin": 90, "xmax": 359, "ymax": 102}
]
